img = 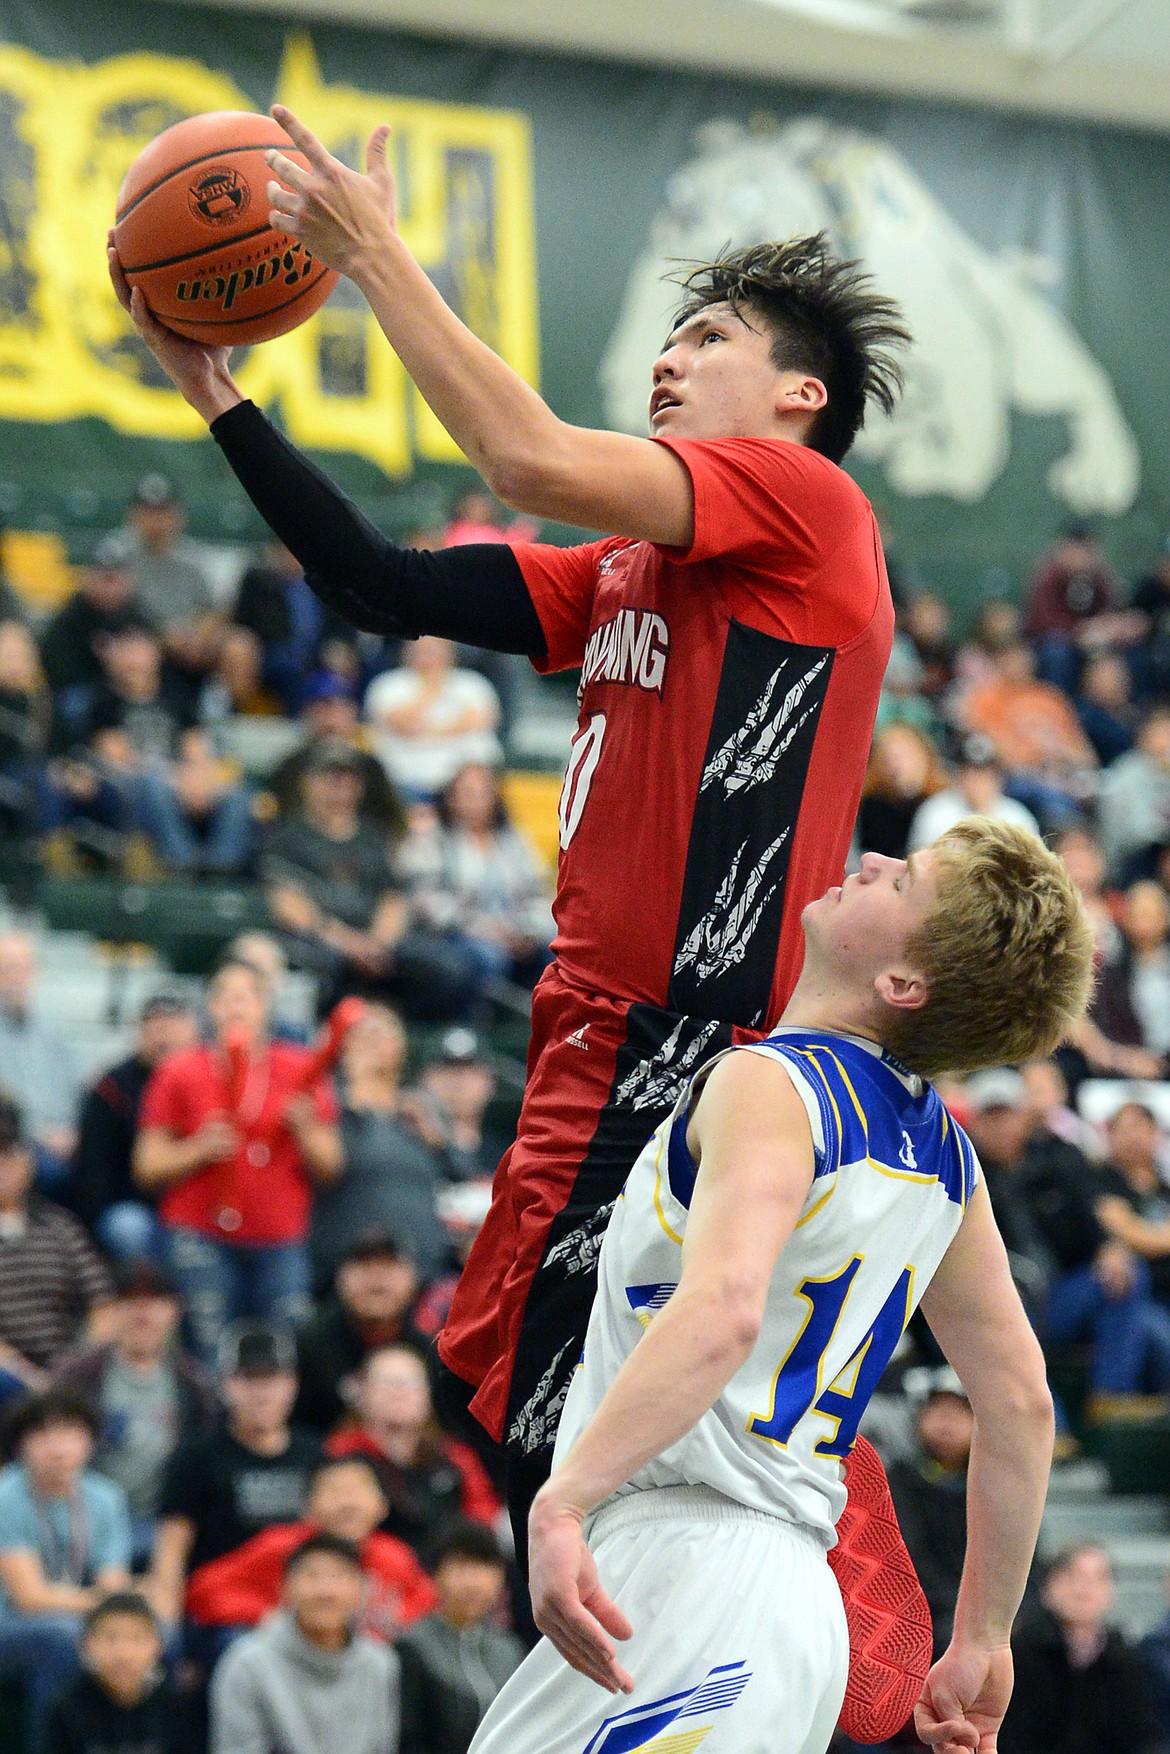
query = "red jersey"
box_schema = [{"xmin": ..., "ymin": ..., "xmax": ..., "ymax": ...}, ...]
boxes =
[
  {"xmin": 517, "ymin": 435, "xmax": 893, "ymax": 1029},
  {"xmin": 139, "ymin": 1043, "xmax": 339, "ymax": 1246},
  {"xmin": 185, "ymin": 1518, "xmax": 437, "ymax": 1637}
]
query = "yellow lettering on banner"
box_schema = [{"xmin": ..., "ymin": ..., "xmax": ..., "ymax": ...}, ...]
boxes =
[{"xmin": 0, "ymin": 35, "xmax": 539, "ymax": 475}]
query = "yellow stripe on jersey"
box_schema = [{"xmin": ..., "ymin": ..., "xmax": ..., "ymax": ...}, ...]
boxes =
[{"xmin": 651, "ymin": 1126, "xmax": 684, "ymax": 1247}]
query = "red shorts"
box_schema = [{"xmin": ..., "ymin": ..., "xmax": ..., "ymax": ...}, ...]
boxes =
[{"xmin": 439, "ymin": 963, "xmax": 754, "ymax": 1450}]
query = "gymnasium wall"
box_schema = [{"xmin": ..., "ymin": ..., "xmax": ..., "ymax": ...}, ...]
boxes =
[{"xmin": 1, "ymin": 0, "xmax": 1169, "ymax": 610}]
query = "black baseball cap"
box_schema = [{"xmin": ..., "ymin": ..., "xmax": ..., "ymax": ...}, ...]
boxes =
[
  {"xmin": 218, "ymin": 1321, "xmax": 296, "ymax": 1379},
  {"xmin": 114, "ymin": 1259, "xmax": 179, "ymax": 1301},
  {"xmin": 436, "ymin": 1027, "xmax": 486, "ymax": 1067},
  {"xmin": 340, "ymin": 1227, "xmax": 410, "ymax": 1268}
]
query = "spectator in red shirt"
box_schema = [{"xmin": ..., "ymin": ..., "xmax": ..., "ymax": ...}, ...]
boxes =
[
  {"xmin": 133, "ymin": 957, "xmax": 342, "ymax": 1367},
  {"xmin": 326, "ymin": 1345, "xmax": 500, "ymax": 1560},
  {"xmin": 185, "ymin": 1451, "xmax": 435, "ymax": 1642}
]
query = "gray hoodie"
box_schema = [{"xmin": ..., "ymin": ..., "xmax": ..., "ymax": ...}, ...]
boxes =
[{"xmin": 210, "ymin": 1610, "xmax": 399, "ymax": 1754}]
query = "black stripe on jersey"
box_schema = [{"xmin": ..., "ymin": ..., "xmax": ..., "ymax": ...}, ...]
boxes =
[
  {"xmin": 667, "ymin": 622, "xmax": 834, "ymax": 1028},
  {"xmin": 504, "ymin": 1004, "xmax": 736, "ymax": 1458}
]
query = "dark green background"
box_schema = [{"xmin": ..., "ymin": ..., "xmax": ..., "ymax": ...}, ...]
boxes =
[{"xmin": 2, "ymin": 0, "xmax": 1169, "ymax": 616}]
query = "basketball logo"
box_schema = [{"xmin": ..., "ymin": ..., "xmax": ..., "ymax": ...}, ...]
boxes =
[{"xmin": 187, "ymin": 165, "xmax": 251, "ymax": 226}]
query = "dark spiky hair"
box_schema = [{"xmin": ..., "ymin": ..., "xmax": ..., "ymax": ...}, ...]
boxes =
[{"xmin": 670, "ymin": 233, "xmax": 911, "ymax": 463}]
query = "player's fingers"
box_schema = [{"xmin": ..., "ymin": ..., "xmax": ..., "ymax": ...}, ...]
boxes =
[
  {"xmin": 366, "ymin": 123, "xmax": 392, "ymax": 183},
  {"xmin": 581, "ymin": 1582, "xmax": 634, "ymax": 1642},
  {"xmin": 540, "ymin": 1616, "xmax": 621, "ymax": 1692},
  {"xmin": 271, "ymin": 104, "xmax": 332, "ymax": 170},
  {"xmin": 264, "ymin": 148, "xmax": 309, "ymax": 193},
  {"xmin": 266, "ymin": 179, "xmax": 300, "ymax": 216},
  {"xmin": 106, "ymin": 247, "xmax": 132, "ymax": 312},
  {"xmin": 268, "ymin": 203, "xmax": 301, "ymax": 237},
  {"xmin": 128, "ymin": 286, "xmax": 166, "ymax": 342}
]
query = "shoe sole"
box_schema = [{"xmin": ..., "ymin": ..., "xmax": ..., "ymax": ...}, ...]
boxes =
[{"xmin": 827, "ymin": 1434, "xmax": 933, "ymax": 1744}]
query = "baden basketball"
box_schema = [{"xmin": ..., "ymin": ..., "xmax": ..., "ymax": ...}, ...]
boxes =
[{"xmin": 114, "ymin": 110, "xmax": 338, "ymax": 346}]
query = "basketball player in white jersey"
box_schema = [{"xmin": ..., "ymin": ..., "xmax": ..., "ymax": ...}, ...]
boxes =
[{"xmin": 468, "ymin": 820, "xmax": 1094, "ymax": 1754}]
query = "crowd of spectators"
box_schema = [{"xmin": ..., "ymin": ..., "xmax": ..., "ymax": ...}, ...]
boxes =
[{"xmin": 7, "ymin": 488, "xmax": 1170, "ymax": 1749}]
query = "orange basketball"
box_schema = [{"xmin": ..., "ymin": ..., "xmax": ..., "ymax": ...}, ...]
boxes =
[{"xmin": 114, "ymin": 110, "xmax": 338, "ymax": 346}]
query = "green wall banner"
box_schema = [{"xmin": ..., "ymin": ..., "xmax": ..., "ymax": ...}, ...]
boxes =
[{"xmin": 1, "ymin": 0, "xmax": 1168, "ymax": 604}]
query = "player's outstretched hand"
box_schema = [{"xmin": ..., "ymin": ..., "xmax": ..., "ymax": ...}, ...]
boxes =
[
  {"xmin": 265, "ymin": 105, "xmax": 397, "ymax": 283},
  {"xmin": 106, "ymin": 235, "xmax": 241, "ymax": 424},
  {"xmin": 915, "ymin": 1642, "xmax": 1013, "ymax": 1754},
  {"xmin": 528, "ymin": 1489, "xmax": 634, "ymax": 1695}
]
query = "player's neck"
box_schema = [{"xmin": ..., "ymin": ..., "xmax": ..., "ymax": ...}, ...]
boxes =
[{"xmin": 779, "ymin": 969, "xmax": 883, "ymax": 1049}]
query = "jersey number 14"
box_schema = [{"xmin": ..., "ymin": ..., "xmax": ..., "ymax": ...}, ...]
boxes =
[{"xmin": 748, "ymin": 1256, "xmax": 913, "ymax": 1460}]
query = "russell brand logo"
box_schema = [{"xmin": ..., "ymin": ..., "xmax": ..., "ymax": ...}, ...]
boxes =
[{"xmin": 187, "ymin": 165, "xmax": 251, "ymax": 225}]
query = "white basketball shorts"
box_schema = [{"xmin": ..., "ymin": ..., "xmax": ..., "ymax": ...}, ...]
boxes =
[{"xmin": 469, "ymin": 1483, "xmax": 849, "ymax": 1754}]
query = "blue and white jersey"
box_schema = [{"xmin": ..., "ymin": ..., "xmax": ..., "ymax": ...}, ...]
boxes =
[{"xmin": 552, "ymin": 1027, "xmax": 979, "ymax": 1547}]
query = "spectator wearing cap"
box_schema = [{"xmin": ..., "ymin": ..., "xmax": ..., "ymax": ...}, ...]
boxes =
[
  {"xmin": 887, "ymin": 1372, "xmax": 976, "ymax": 1660},
  {"xmin": 53, "ymin": 1262, "xmax": 219, "ymax": 1566},
  {"xmin": 186, "ymin": 1452, "xmax": 435, "ymax": 1643},
  {"xmin": 261, "ymin": 739, "xmax": 479, "ymax": 1022},
  {"xmin": 134, "ymin": 955, "xmax": 342, "ymax": 1368},
  {"xmin": 266, "ymin": 674, "xmax": 405, "ymax": 836},
  {"xmin": 0, "ymin": 1390, "xmax": 132, "ymax": 1754},
  {"xmin": 43, "ymin": 1590, "xmax": 188, "ymax": 1754},
  {"xmin": 38, "ymin": 534, "xmax": 149, "ymax": 697},
  {"xmin": 961, "ymin": 1069, "xmax": 1063, "ymax": 1313},
  {"xmin": 326, "ymin": 1345, "xmax": 500, "ymax": 1559},
  {"xmin": 0, "ymin": 931, "xmax": 84, "ymax": 1171},
  {"xmin": 135, "ymin": 728, "xmax": 256, "ymax": 878},
  {"xmin": 1098, "ymin": 703, "xmax": 1170, "ymax": 885},
  {"xmin": 397, "ymin": 1520, "xmax": 525, "ymax": 1754},
  {"xmin": 210, "ymin": 1532, "xmax": 400, "ymax": 1754},
  {"xmin": 119, "ymin": 476, "xmax": 223, "ymax": 677},
  {"xmin": 69, "ymin": 993, "xmax": 198, "ymax": 1264},
  {"xmin": 0, "ymin": 1096, "xmax": 116, "ymax": 1394},
  {"xmin": 396, "ymin": 762, "xmax": 555, "ymax": 990},
  {"xmin": 294, "ymin": 1232, "xmax": 427, "ymax": 1435},
  {"xmin": 1001, "ymin": 1543, "xmax": 1160, "ymax": 1754},
  {"xmin": 417, "ymin": 1031, "xmax": 507, "ymax": 1183},
  {"xmin": 0, "ymin": 619, "xmax": 51, "ymax": 844},
  {"xmin": 906, "ymin": 733, "xmax": 1040, "ymax": 853},
  {"xmin": 364, "ymin": 636, "xmax": 502, "ymax": 802},
  {"xmin": 150, "ymin": 1322, "xmax": 320, "ymax": 1633},
  {"xmin": 310, "ymin": 1004, "xmax": 450, "ymax": 1288}
]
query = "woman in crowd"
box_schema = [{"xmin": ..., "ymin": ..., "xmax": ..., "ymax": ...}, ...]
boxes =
[
  {"xmin": 396, "ymin": 762, "xmax": 553, "ymax": 987},
  {"xmin": 325, "ymin": 1345, "xmax": 500, "ymax": 1558},
  {"xmin": 309, "ymin": 1004, "xmax": 450, "ymax": 1287}
]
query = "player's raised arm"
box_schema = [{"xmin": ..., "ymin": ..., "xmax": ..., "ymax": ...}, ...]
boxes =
[
  {"xmin": 526, "ymin": 1048, "xmax": 814, "ymax": 1688},
  {"xmin": 915, "ymin": 1179, "xmax": 1055, "ymax": 1754},
  {"xmin": 106, "ymin": 239, "xmax": 548, "ymax": 657}
]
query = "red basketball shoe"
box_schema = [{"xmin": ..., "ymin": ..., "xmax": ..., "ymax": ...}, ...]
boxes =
[{"xmin": 827, "ymin": 1434, "xmax": 934, "ymax": 1744}]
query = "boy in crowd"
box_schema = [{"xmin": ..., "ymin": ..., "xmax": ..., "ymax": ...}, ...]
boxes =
[
  {"xmin": 44, "ymin": 1591, "xmax": 188, "ymax": 1754},
  {"xmin": 210, "ymin": 1532, "xmax": 400, "ymax": 1754},
  {"xmin": 0, "ymin": 1391, "xmax": 131, "ymax": 1754},
  {"xmin": 398, "ymin": 1521, "xmax": 525, "ymax": 1754},
  {"xmin": 185, "ymin": 1452, "xmax": 435, "ymax": 1642}
]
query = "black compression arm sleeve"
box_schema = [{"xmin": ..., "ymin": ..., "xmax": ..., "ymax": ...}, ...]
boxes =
[{"xmin": 209, "ymin": 399, "xmax": 547, "ymax": 658}]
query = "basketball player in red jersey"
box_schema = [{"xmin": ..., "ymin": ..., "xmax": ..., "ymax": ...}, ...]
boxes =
[{"xmin": 108, "ymin": 112, "xmax": 911, "ymax": 1551}]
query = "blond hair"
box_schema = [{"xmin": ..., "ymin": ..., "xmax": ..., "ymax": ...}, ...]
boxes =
[{"xmin": 883, "ymin": 819, "xmax": 1095, "ymax": 1079}]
